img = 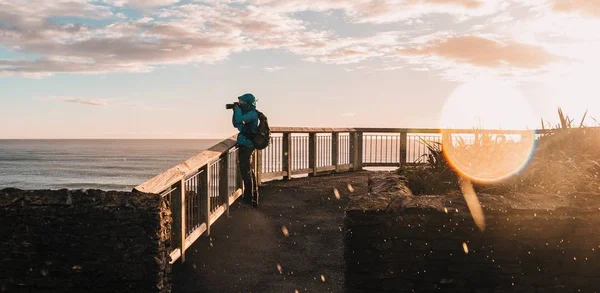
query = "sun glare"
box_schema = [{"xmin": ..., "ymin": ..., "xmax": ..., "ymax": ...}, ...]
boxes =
[
  {"xmin": 438, "ymin": 79, "xmax": 537, "ymax": 183},
  {"xmin": 439, "ymin": 79, "xmax": 538, "ymax": 130},
  {"xmin": 544, "ymin": 67, "xmax": 600, "ymax": 124}
]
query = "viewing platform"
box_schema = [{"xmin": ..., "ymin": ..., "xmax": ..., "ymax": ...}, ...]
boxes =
[
  {"xmin": 6, "ymin": 126, "xmax": 600, "ymax": 293},
  {"xmin": 132, "ymin": 126, "xmax": 549, "ymax": 266}
]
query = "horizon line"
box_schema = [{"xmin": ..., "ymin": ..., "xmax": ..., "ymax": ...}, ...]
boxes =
[{"xmin": 0, "ymin": 137, "xmax": 229, "ymax": 140}]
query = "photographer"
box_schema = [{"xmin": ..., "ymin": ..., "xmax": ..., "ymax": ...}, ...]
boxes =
[{"xmin": 230, "ymin": 93, "xmax": 260, "ymax": 207}]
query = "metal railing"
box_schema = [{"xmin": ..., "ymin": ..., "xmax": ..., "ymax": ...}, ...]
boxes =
[{"xmin": 135, "ymin": 127, "xmax": 554, "ymax": 263}]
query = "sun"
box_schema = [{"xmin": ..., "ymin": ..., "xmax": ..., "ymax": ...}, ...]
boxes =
[
  {"xmin": 439, "ymin": 79, "xmax": 538, "ymax": 130},
  {"xmin": 438, "ymin": 78, "xmax": 537, "ymax": 183},
  {"xmin": 543, "ymin": 67, "xmax": 600, "ymax": 125}
]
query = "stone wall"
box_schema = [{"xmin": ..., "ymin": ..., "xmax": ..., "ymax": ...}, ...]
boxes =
[
  {"xmin": 0, "ymin": 188, "xmax": 172, "ymax": 293},
  {"xmin": 344, "ymin": 173, "xmax": 600, "ymax": 293}
]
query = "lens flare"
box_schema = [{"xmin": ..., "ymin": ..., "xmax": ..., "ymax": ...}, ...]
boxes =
[
  {"xmin": 333, "ymin": 188, "xmax": 341, "ymax": 200},
  {"xmin": 442, "ymin": 131, "xmax": 536, "ymax": 183},
  {"xmin": 438, "ymin": 79, "xmax": 538, "ymax": 183},
  {"xmin": 460, "ymin": 178, "xmax": 485, "ymax": 231},
  {"xmin": 281, "ymin": 225, "xmax": 290, "ymax": 237}
]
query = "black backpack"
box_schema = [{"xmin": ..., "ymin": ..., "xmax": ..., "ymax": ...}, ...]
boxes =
[{"xmin": 251, "ymin": 110, "xmax": 270, "ymax": 150}]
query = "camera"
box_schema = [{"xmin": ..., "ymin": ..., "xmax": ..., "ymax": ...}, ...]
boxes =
[{"xmin": 225, "ymin": 102, "xmax": 239, "ymax": 109}]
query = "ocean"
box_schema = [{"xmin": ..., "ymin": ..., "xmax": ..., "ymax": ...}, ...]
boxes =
[
  {"xmin": 0, "ymin": 136, "xmax": 440, "ymax": 192},
  {"xmin": 0, "ymin": 139, "xmax": 221, "ymax": 191}
]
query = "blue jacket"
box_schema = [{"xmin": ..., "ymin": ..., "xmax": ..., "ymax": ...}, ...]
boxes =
[{"xmin": 232, "ymin": 105, "xmax": 258, "ymax": 148}]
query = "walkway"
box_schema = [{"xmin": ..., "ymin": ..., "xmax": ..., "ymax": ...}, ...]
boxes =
[{"xmin": 171, "ymin": 171, "xmax": 369, "ymax": 293}]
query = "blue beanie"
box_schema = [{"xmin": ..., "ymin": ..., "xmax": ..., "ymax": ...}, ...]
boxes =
[{"xmin": 238, "ymin": 93, "xmax": 256, "ymax": 106}]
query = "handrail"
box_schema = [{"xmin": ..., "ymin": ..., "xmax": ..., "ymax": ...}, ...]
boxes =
[
  {"xmin": 271, "ymin": 127, "xmax": 558, "ymax": 134},
  {"xmin": 134, "ymin": 135, "xmax": 237, "ymax": 194},
  {"xmin": 353, "ymin": 128, "xmax": 554, "ymax": 134},
  {"xmin": 271, "ymin": 127, "xmax": 355, "ymax": 133}
]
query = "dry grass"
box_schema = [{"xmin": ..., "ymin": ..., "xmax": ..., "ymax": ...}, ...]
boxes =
[
  {"xmin": 400, "ymin": 108, "xmax": 600, "ymax": 196},
  {"xmin": 398, "ymin": 140, "xmax": 459, "ymax": 195},
  {"xmin": 487, "ymin": 128, "xmax": 600, "ymax": 195}
]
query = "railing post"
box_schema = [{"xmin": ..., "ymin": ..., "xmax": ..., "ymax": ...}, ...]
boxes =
[
  {"xmin": 282, "ymin": 133, "xmax": 292, "ymax": 180},
  {"xmin": 358, "ymin": 132, "xmax": 363, "ymax": 170},
  {"xmin": 255, "ymin": 149, "xmax": 263, "ymax": 186},
  {"xmin": 203, "ymin": 166, "xmax": 211, "ymax": 236},
  {"xmin": 179, "ymin": 178, "xmax": 186, "ymax": 263},
  {"xmin": 235, "ymin": 148, "xmax": 243, "ymax": 192},
  {"xmin": 331, "ymin": 132, "xmax": 339, "ymax": 172},
  {"xmin": 170, "ymin": 187, "xmax": 180, "ymax": 262},
  {"xmin": 309, "ymin": 133, "xmax": 317, "ymax": 176},
  {"xmin": 219, "ymin": 154, "xmax": 229, "ymax": 217},
  {"xmin": 349, "ymin": 132, "xmax": 355, "ymax": 169},
  {"xmin": 400, "ymin": 131, "xmax": 407, "ymax": 167},
  {"xmin": 351, "ymin": 131, "xmax": 363, "ymax": 171},
  {"xmin": 442, "ymin": 131, "xmax": 453, "ymax": 152}
]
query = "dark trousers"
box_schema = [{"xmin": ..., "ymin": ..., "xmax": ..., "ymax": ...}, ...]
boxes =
[{"xmin": 238, "ymin": 145, "xmax": 259, "ymax": 204}]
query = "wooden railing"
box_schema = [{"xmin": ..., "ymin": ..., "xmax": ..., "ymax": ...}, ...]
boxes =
[
  {"xmin": 134, "ymin": 127, "xmax": 552, "ymax": 263},
  {"xmin": 135, "ymin": 135, "xmax": 243, "ymax": 264}
]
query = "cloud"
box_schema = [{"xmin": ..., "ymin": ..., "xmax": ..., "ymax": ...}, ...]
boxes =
[
  {"xmin": 0, "ymin": 0, "xmax": 113, "ymax": 24},
  {"xmin": 0, "ymin": 14, "xmax": 243, "ymax": 75},
  {"xmin": 44, "ymin": 96, "xmax": 178, "ymax": 111},
  {"xmin": 551, "ymin": 0, "xmax": 600, "ymax": 17},
  {"xmin": 55, "ymin": 97, "xmax": 110, "ymax": 106},
  {"xmin": 304, "ymin": 48, "xmax": 379, "ymax": 64},
  {"xmin": 511, "ymin": 0, "xmax": 600, "ymax": 18},
  {"xmin": 264, "ymin": 66, "xmax": 284, "ymax": 72},
  {"xmin": 0, "ymin": 0, "xmax": 568, "ymax": 77},
  {"xmin": 0, "ymin": 57, "xmax": 154, "ymax": 76},
  {"xmin": 398, "ymin": 35, "xmax": 560, "ymax": 69},
  {"xmin": 136, "ymin": 17, "xmax": 154, "ymax": 24},
  {"xmin": 0, "ymin": 1, "xmax": 412, "ymax": 75},
  {"xmin": 291, "ymin": 31, "xmax": 406, "ymax": 64},
  {"xmin": 406, "ymin": 0, "xmax": 483, "ymax": 9},
  {"xmin": 102, "ymin": 0, "xmax": 180, "ymax": 9},
  {"xmin": 341, "ymin": 112, "xmax": 356, "ymax": 117},
  {"xmin": 413, "ymin": 67, "xmax": 431, "ymax": 71},
  {"xmin": 251, "ymin": 0, "xmax": 505, "ymax": 23},
  {"xmin": 375, "ymin": 65, "xmax": 403, "ymax": 71},
  {"xmin": 0, "ymin": 2, "xmax": 313, "ymax": 75}
]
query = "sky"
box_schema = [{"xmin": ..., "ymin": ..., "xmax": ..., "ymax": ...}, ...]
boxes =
[{"xmin": 0, "ymin": 0, "xmax": 599, "ymax": 138}]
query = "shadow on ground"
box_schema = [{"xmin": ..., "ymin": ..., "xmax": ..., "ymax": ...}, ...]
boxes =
[{"xmin": 172, "ymin": 171, "xmax": 369, "ymax": 293}]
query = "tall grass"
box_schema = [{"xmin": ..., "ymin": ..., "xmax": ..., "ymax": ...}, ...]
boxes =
[
  {"xmin": 496, "ymin": 127, "xmax": 600, "ymax": 195},
  {"xmin": 484, "ymin": 107, "xmax": 600, "ymax": 195},
  {"xmin": 399, "ymin": 107, "xmax": 600, "ymax": 196},
  {"xmin": 398, "ymin": 139, "xmax": 459, "ymax": 195}
]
